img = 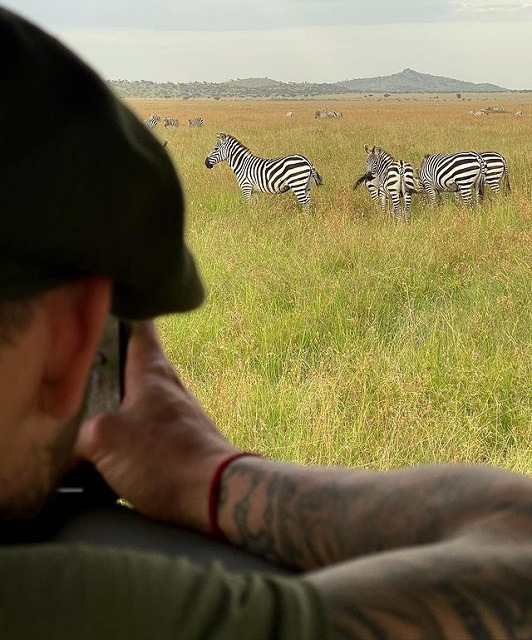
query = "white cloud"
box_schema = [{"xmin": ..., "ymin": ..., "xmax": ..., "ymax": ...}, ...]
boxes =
[{"xmin": 449, "ymin": 1, "xmax": 532, "ymax": 15}]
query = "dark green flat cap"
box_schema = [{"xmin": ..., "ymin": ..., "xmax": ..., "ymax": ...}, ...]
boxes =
[{"xmin": 0, "ymin": 7, "xmax": 204, "ymax": 319}]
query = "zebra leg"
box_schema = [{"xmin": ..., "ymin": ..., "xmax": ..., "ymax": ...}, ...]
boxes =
[
  {"xmin": 379, "ymin": 190, "xmax": 387, "ymax": 213},
  {"xmin": 404, "ymin": 192, "xmax": 412, "ymax": 222},
  {"xmin": 426, "ymin": 185, "xmax": 437, "ymax": 206},
  {"xmin": 292, "ymin": 176, "xmax": 312, "ymax": 210},
  {"xmin": 294, "ymin": 188, "xmax": 311, "ymax": 210},
  {"xmin": 458, "ymin": 185, "xmax": 473, "ymax": 207},
  {"xmin": 240, "ymin": 183, "xmax": 253, "ymax": 202},
  {"xmin": 390, "ymin": 193, "xmax": 401, "ymax": 218}
]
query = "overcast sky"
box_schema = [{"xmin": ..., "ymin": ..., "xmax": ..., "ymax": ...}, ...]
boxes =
[{"xmin": 3, "ymin": 1, "xmax": 532, "ymax": 89}]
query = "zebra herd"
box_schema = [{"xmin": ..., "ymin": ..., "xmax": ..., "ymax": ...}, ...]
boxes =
[
  {"xmin": 203, "ymin": 132, "xmax": 510, "ymax": 219},
  {"xmin": 143, "ymin": 113, "xmax": 204, "ymax": 128},
  {"xmin": 354, "ymin": 147, "xmax": 510, "ymax": 221}
]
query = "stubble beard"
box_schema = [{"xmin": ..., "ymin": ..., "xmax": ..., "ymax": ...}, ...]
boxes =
[{"xmin": 0, "ymin": 406, "xmax": 84, "ymax": 524}]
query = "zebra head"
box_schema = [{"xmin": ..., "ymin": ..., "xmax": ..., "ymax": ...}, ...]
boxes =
[
  {"xmin": 363, "ymin": 145, "xmax": 387, "ymax": 179},
  {"xmin": 205, "ymin": 132, "xmax": 229, "ymax": 169}
]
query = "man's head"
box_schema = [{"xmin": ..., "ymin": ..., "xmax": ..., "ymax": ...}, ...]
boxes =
[{"xmin": 0, "ymin": 7, "xmax": 204, "ymax": 521}]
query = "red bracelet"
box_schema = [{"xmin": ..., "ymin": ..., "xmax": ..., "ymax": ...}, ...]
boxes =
[{"xmin": 208, "ymin": 452, "xmax": 259, "ymax": 541}]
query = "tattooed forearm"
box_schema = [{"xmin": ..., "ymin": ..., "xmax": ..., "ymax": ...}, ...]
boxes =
[
  {"xmin": 218, "ymin": 459, "xmax": 532, "ymax": 571},
  {"xmin": 307, "ymin": 542, "xmax": 532, "ymax": 639}
]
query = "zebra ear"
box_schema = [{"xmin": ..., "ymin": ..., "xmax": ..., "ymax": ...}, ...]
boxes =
[
  {"xmin": 364, "ymin": 144, "xmax": 370, "ymax": 154},
  {"xmin": 217, "ymin": 132, "xmax": 227, "ymax": 140}
]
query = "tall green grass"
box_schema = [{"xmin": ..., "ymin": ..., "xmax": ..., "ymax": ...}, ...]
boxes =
[{"xmin": 153, "ymin": 99, "xmax": 531, "ymax": 473}]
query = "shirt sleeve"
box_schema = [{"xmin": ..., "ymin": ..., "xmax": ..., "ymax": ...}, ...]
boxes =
[{"xmin": 1, "ymin": 544, "xmax": 330, "ymax": 640}]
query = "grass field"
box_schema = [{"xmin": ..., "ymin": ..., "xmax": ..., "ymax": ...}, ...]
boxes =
[{"xmin": 128, "ymin": 96, "xmax": 531, "ymax": 473}]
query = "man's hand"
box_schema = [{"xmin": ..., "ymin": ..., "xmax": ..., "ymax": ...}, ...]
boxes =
[{"xmin": 75, "ymin": 321, "xmax": 238, "ymax": 531}]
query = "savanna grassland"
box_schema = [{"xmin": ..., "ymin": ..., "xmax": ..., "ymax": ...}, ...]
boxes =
[{"xmin": 128, "ymin": 96, "xmax": 531, "ymax": 473}]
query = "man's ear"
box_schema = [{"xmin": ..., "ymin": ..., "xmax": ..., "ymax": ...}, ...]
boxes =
[{"xmin": 40, "ymin": 276, "xmax": 112, "ymax": 419}]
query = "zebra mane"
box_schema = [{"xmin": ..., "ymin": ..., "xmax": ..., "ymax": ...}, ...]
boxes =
[
  {"xmin": 218, "ymin": 132, "xmax": 251, "ymax": 153},
  {"xmin": 365, "ymin": 144, "xmax": 396, "ymax": 162}
]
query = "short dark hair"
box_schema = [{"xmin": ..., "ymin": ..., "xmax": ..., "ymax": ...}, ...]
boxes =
[{"xmin": 0, "ymin": 299, "xmax": 36, "ymax": 346}]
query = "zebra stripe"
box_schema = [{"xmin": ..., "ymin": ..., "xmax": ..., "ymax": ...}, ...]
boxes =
[
  {"xmin": 315, "ymin": 110, "xmax": 342, "ymax": 118},
  {"xmin": 418, "ymin": 151, "xmax": 486, "ymax": 206},
  {"xmin": 355, "ymin": 145, "xmax": 418, "ymax": 220},
  {"xmin": 479, "ymin": 151, "xmax": 510, "ymax": 195},
  {"xmin": 188, "ymin": 117, "xmax": 204, "ymax": 127},
  {"xmin": 204, "ymin": 132, "xmax": 323, "ymax": 209},
  {"xmin": 164, "ymin": 116, "xmax": 179, "ymax": 128},
  {"xmin": 143, "ymin": 114, "xmax": 160, "ymax": 128}
]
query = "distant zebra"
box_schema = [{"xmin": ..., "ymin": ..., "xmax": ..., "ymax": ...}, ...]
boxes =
[
  {"xmin": 354, "ymin": 145, "xmax": 418, "ymax": 221},
  {"xmin": 514, "ymin": 110, "xmax": 523, "ymax": 117},
  {"xmin": 188, "ymin": 117, "xmax": 204, "ymax": 127},
  {"xmin": 417, "ymin": 152, "xmax": 486, "ymax": 206},
  {"xmin": 479, "ymin": 151, "xmax": 510, "ymax": 195},
  {"xmin": 314, "ymin": 110, "xmax": 342, "ymax": 118},
  {"xmin": 164, "ymin": 116, "xmax": 179, "ymax": 127},
  {"xmin": 204, "ymin": 132, "xmax": 323, "ymax": 209},
  {"xmin": 143, "ymin": 114, "xmax": 160, "ymax": 128}
]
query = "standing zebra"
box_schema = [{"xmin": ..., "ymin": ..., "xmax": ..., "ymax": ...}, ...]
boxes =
[
  {"xmin": 314, "ymin": 110, "xmax": 342, "ymax": 118},
  {"xmin": 479, "ymin": 151, "xmax": 510, "ymax": 195},
  {"xmin": 204, "ymin": 132, "xmax": 323, "ymax": 209},
  {"xmin": 354, "ymin": 145, "xmax": 419, "ymax": 221},
  {"xmin": 417, "ymin": 152, "xmax": 486, "ymax": 207},
  {"xmin": 143, "ymin": 114, "xmax": 160, "ymax": 128},
  {"xmin": 164, "ymin": 116, "xmax": 179, "ymax": 128},
  {"xmin": 188, "ymin": 117, "xmax": 204, "ymax": 127}
]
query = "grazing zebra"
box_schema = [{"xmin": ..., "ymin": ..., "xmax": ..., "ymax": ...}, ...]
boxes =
[
  {"xmin": 204, "ymin": 132, "xmax": 323, "ymax": 209},
  {"xmin": 164, "ymin": 116, "xmax": 179, "ymax": 128},
  {"xmin": 514, "ymin": 110, "xmax": 523, "ymax": 117},
  {"xmin": 188, "ymin": 117, "xmax": 204, "ymax": 127},
  {"xmin": 354, "ymin": 145, "xmax": 418, "ymax": 221},
  {"xmin": 417, "ymin": 152, "xmax": 486, "ymax": 207},
  {"xmin": 479, "ymin": 151, "xmax": 510, "ymax": 195},
  {"xmin": 143, "ymin": 114, "xmax": 160, "ymax": 128}
]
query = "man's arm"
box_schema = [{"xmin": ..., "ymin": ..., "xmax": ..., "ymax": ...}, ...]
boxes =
[
  {"xmin": 217, "ymin": 457, "xmax": 532, "ymax": 638},
  {"xmin": 306, "ymin": 534, "xmax": 532, "ymax": 639},
  {"xmin": 77, "ymin": 321, "xmax": 532, "ymax": 638}
]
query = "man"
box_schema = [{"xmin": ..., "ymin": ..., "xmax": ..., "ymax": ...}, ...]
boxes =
[{"xmin": 1, "ymin": 7, "xmax": 531, "ymax": 638}]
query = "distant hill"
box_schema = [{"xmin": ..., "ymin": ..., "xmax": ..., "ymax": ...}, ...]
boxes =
[
  {"xmin": 107, "ymin": 68, "xmax": 509, "ymax": 99},
  {"xmin": 336, "ymin": 68, "xmax": 505, "ymax": 93}
]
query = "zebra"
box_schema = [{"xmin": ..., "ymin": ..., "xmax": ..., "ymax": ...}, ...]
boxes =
[
  {"xmin": 164, "ymin": 116, "xmax": 179, "ymax": 128},
  {"xmin": 143, "ymin": 114, "xmax": 160, "ymax": 128},
  {"xmin": 417, "ymin": 152, "xmax": 486, "ymax": 207},
  {"xmin": 314, "ymin": 110, "xmax": 342, "ymax": 118},
  {"xmin": 354, "ymin": 145, "xmax": 418, "ymax": 221},
  {"xmin": 479, "ymin": 151, "xmax": 510, "ymax": 195},
  {"xmin": 188, "ymin": 117, "xmax": 204, "ymax": 127},
  {"xmin": 204, "ymin": 132, "xmax": 323, "ymax": 209}
]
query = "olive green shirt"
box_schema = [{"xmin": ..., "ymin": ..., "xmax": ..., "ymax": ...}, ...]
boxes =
[{"xmin": 1, "ymin": 544, "xmax": 329, "ymax": 639}]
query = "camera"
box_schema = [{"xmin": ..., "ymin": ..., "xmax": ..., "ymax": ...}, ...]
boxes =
[{"xmin": 56, "ymin": 317, "xmax": 130, "ymax": 503}]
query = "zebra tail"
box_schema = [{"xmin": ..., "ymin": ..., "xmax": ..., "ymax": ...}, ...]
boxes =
[
  {"xmin": 314, "ymin": 170, "xmax": 324, "ymax": 186},
  {"xmin": 353, "ymin": 172, "xmax": 370, "ymax": 190},
  {"xmin": 504, "ymin": 171, "xmax": 511, "ymax": 194}
]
